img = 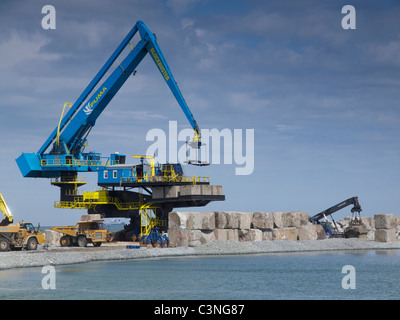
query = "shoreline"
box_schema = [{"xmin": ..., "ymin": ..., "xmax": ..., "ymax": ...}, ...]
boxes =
[{"xmin": 1, "ymin": 238, "xmax": 400, "ymax": 270}]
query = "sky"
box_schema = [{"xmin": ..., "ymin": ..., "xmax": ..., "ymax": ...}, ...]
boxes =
[{"xmin": 0, "ymin": 0, "xmax": 399, "ymax": 225}]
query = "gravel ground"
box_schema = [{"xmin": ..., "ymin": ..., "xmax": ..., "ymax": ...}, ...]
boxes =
[{"xmin": 1, "ymin": 239, "xmax": 400, "ymax": 270}]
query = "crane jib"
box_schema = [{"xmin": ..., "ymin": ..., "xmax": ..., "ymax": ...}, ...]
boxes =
[{"xmin": 150, "ymin": 47, "xmax": 170, "ymax": 81}]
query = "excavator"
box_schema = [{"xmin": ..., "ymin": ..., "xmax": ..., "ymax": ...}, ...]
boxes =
[
  {"xmin": 16, "ymin": 20, "xmax": 224, "ymax": 242},
  {"xmin": 0, "ymin": 193, "xmax": 46, "ymax": 251},
  {"xmin": 0, "ymin": 193, "xmax": 13, "ymax": 226},
  {"xmin": 309, "ymin": 196, "xmax": 365, "ymax": 238}
]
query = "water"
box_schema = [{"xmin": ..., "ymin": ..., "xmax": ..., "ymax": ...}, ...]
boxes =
[{"xmin": 1, "ymin": 250, "xmax": 399, "ymax": 300}]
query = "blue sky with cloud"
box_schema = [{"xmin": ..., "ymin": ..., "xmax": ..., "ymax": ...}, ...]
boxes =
[{"xmin": 0, "ymin": 0, "xmax": 399, "ymax": 225}]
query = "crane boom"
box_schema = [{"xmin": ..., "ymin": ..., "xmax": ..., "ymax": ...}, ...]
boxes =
[
  {"xmin": 309, "ymin": 196, "xmax": 362, "ymax": 223},
  {"xmin": 16, "ymin": 20, "xmax": 201, "ymax": 178}
]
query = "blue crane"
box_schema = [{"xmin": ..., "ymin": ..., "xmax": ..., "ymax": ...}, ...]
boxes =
[{"xmin": 16, "ymin": 20, "xmax": 201, "ymax": 179}]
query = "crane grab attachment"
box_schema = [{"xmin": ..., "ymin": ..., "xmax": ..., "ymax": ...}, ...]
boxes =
[{"xmin": 16, "ymin": 20, "xmax": 203, "ymax": 179}]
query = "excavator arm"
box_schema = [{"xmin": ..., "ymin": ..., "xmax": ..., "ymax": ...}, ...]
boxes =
[
  {"xmin": 0, "ymin": 193, "xmax": 13, "ymax": 225},
  {"xmin": 309, "ymin": 196, "xmax": 362, "ymax": 223},
  {"xmin": 16, "ymin": 20, "xmax": 201, "ymax": 178}
]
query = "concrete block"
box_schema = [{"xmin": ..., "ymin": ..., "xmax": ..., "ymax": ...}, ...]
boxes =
[
  {"xmin": 201, "ymin": 212, "xmax": 215, "ymax": 230},
  {"xmin": 273, "ymin": 212, "xmax": 285, "ymax": 228},
  {"xmin": 180, "ymin": 185, "xmax": 202, "ymax": 196},
  {"xmin": 299, "ymin": 212, "xmax": 311, "ymax": 226},
  {"xmin": 200, "ymin": 230, "xmax": 215, "ymax": 244},
  {"xmin": 80, "ymin": 214, "xmax": 102, "ymax": 222},
  {"xmin": 272, "ymin": 227, "xmax": 298, "ymax": 241},
  {"xmin": 165, "ymin": 186, "xmax": 180, "ymax": 198},
  {"xmin": 272, "ymin": 228, "xmax": 285, "ymax": 240},
  {"xmin": 262, "ymin": 230, "xmax": 273, "ymax": 241},
  {"xmin": 238, "ymin": 229, "xmax": 248, "ymax": 241},
  {"xmin": 200, "ymin": 185, "xmax": 212, "ymax": 195},
  {"xmin": 189, "ymin": 230, "xmax": 202, "ymax": 247},
  {"xmin": 190, "ymin": 212, "xmax": 203, "ymax": 230},
  {"xmin": 226, "ymin": 229, "xmax": 239, "ymax": 241},
  {"xmin": 315, "ymin": 224, "xmax": 327, "ymax": 240},
  {"xmin": 215, "ymin": 211, "xmax": 227, "ymax": 229},
  {"xmin": 297, "ymin": 224, "xmax": 318, "ymax": 240},
  {"xmin": 252, "ymin": 212, "xmax": 274, "ymax": 229},
  {"xmin": 168, "ymin": 228, "xmax": 190, "ymax": 247},
  {"xmin": 241, "ymin": 229, "xmax": 262, "ymax": 241},
  {"xmin": 211, "ymin": 185, "xmax": 223, "ymax": 195},
  {"xmin": 168, "ymin": 212, "xmax": 192, "ymax": 229},
  {"xmin": 45, "ymin": 229, "xmax": 62, "ymax": 246},
  {"xmin": 189, "ymin": 230, "xmax": 216, "ymax": 246},
  {"xmin": 152, "ymin": 187, "xmax": 164, "ymax": 199},
  {"xmin": 214, "ymin": 229, "xmax": 228, "ymax": 240},
  {"xmin": 224, "ymin": 211, "xmax": 239, "ymax": 229},
  {"xmin": 273, "ymin": 211, "xmax": 309, "ymax": 228},
  {"xmin": 272, "ymin": 212, "xmax": 292, "ymax": 228},
  {"xmin": 374, "ymin": 214, "xmax": 396, "ymax": 229},
  {"xmin": 375, "ymin": 229, "xmax": 396, "ymax": 242},
  {"xmin": 238, "ymin": 212, "xmax": 253, "ymax": 229},
  {"xmin": 213, "ymin": 229, "xmax": 238, "ymax": 241},
  {"xmin": 285, "ymin": 227, "xmax": 298, "ymax": 240}
]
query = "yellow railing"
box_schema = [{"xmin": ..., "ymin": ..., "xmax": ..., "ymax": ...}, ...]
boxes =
[
  {"xmin": 54, "ymin": 190, "xmax": 167, "ymax": 236},
  {"xmin": 121, "ymin": 175, "xmax": 209, "ymax": 185},
  {"xmin": 51, "ymin": 176, "xmax": 88, "ymax": 184},
  {"xmin": 140, "ymin": 203, "xmax": 167, "ymax": 236},
  {"xmin": 54, "ymin": 191, "xmax": 142, "ymax": 211}
]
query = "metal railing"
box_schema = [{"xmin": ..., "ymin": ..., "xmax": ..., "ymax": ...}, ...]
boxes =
[
  {"xmin": 51, "ymin": 176, "xmax": 88, "ymax": 184},
  {"xmin": 41, "ymin": 158, "xmax": 120, "ymax": 167},
  {"xmin": 121, "ymin": 175, "xmax": 209, "ymax": 185}
]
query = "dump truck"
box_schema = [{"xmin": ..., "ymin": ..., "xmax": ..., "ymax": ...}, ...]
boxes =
[
  {"xmin": 0, "ymin": 193, "xmax": 46, "ymax": 251},
  {"xmin": 0, "ymin": 222, "xmax": 46, "ymax": 251},
  {"xmin": 51, "ymin": 215, "xmax": 108, "ymax": 247}
]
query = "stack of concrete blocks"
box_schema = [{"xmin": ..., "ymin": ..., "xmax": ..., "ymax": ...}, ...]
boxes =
[
  {"xmin": 167, "ymin": 211, "xmax": 326, "ymax": 247},
  {"xmin": 152, "ymin": 185, "xmax": 223, "ymax": 199},
  {"xmin": 374, "ymin": 214, "xmax": 397, "ymax": 242}
]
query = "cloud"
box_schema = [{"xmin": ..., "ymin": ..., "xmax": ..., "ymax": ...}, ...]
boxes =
[
  {"xmin": 227, "ymin": 92, "xmax": 270, "ymax": 111},
  {"xmin": 0, "ymin": 31, "xmax": 60, "ymax": 70},
  {"xmin": 102, "ymin": 110, "xmax": 168, "ymax": 121},
  {"xmin": 368, "ymin": 35, "xmax": 400, "ymax": 66},
  {"xmin": 167, "ymin": 0, "xmax": 204, "ymax": 14}
]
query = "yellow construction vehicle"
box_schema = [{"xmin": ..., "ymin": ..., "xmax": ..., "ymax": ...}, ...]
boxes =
[
  {"xmin": 0, "ymin": 193, "xmax": 46, "ymax": 251},
  {"xmin": 0, "ymin": 193, "xmax": 13, "ymax": 226},
  {"xmin": 51, "ymin": 214, "xmax": 108, "ymax": 247}
]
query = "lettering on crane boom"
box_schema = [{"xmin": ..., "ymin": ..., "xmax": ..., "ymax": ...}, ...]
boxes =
[
  {"xmin": 83, "ymin": 87, "xmax": 107, "ymax": 115},
  {"xmin": 150, "ymin": 47, "xmax": 170, "ymax": 81}
]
